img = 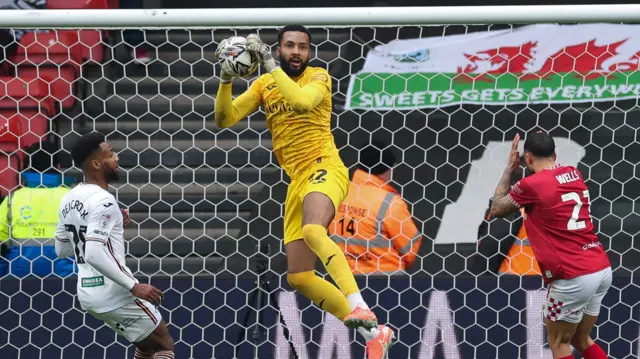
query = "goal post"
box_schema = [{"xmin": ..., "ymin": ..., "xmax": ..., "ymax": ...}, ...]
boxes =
[
  {"xmin": 2, "ymin": 5, "xmax": 640, "ymax": 27},
  {"xmin": 0, "ymin": 6, "xmax": 638, "ymax": 359}
]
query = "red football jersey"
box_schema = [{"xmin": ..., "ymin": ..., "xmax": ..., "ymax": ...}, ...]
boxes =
[{"xmin": 508, "ymin": 164, "xmax": 610, "ymax": 284}]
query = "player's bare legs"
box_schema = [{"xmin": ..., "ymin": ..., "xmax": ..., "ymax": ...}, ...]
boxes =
[
  {"xmin": 285, "ymin": 239, "xmax": 317, "ymax": 273},
  {"xmin": 571, "ymin": 314, "xmax": 597, "ymax": 352},
  {"xmin": 545, "ymin": 319, "xmax": 579, "ymax": 359},
  {"xmin": 571, "ymin": 314, "xmax": 608, "ymax": 359},
  {"xmin": 134, "ymin": 320, "xmax": 174, "ymax": 358}
]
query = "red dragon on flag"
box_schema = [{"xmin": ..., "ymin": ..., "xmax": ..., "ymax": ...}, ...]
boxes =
[{"xmin": 455, "ymin": 38, "xmax": 638, "ymax": 83}]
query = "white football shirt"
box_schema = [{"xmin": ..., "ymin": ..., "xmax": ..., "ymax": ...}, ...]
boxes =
[{"xmin": 56, "ymin": 183, "xmax": 137, "ymax": 313}]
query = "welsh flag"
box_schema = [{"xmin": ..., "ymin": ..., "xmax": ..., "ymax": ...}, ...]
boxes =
[{"xmin": 345, "ymin": 24, "xmax": 640, "ymax": 110}]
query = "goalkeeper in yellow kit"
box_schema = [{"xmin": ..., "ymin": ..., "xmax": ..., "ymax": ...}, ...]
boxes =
[{"xmin": 214, "ymin": 25, "xmax": 395, "ymax": 358}]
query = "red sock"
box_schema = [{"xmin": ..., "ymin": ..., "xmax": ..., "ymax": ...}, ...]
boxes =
[{"xmin": 582, "ymin": 343, "xmax": 608, "ymax": 359}]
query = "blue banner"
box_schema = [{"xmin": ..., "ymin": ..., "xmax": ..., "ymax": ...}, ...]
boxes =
[{"xmin": 0, "ymin": 276, "xmax": 638, "ymax": 359}]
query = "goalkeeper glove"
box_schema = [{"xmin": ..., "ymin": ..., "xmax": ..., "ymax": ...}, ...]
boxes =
[
  {"xmin": 246, "ymin": 34, "xmax": 278, "ymax": 73},
  {"xmin": 215, "ymin": 37, "xmax": 234, "ymax": 84}
]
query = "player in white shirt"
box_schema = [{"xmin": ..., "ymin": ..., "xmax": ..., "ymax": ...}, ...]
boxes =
[{"xmin": 55, "ymin": 132, "xmax": 175, "ymax": 359}]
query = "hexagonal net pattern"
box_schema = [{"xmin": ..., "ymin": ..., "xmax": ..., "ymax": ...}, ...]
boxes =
[{"xmin": 0, "ymin": 24, "xmax": 638, "ymax": 359}]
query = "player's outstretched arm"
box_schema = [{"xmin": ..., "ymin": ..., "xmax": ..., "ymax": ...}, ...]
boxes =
[
  {"xmin": 270, "ymin": 68, "xmax": 328, "ymax": 113},
  {"xmin": 246, "ymin": 34, "xmax": 328, "ymax": 113},
  {"xmin": 214, "ymin": 37, "xmax": 262, "ymax": 128},
  {"xmin": 83, "ymin": 241, "xmax": 163, "ymax": 305},
  {"xmin": 491, "ymin": 172, "xmax": 520, "ymax": 218},
  {"xmin": 82, "ymin": 198, "xmax": 137, "ymax": 290},
  {"xmin": 214, "ymin": 82, "xmax": 261, "ymax": 128},
  {"xmin": 491, "ymin": 135, "xmax": 522, "ymax": 218}
]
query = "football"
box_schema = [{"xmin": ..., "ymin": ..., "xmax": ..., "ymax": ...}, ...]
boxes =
[{"xmin": 218, "ymin": 36, "xmax": 259, "ymax": 78}]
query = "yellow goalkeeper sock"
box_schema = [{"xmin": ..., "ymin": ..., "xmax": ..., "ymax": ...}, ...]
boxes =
[
  {"xmin": 302, "ymin": 224, "xmax": 361, "ymax": 298},
  {"xmin": 287, "ymin": 271, "xmax": 351, "ymax": 321}
]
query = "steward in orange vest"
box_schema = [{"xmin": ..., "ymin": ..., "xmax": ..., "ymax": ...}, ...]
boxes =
[{"xmin": 328, "ymin": 142, "xmax": 422, "ymax": 274}]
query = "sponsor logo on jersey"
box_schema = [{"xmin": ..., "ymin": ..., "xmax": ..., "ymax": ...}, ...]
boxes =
[
  {"xmin": 264, "ymin": 100, "xmax": 294, "ymax": 114},
  {"xmin": 93, "ymin": 230, "xmax": 109, "ymax": 237},
  {"xmin": 81, "ymin": 276, "xmax": 105, "ymax": 288},
  {"xmin": 583, "ymin": 241, "xmax": 603, "ymax": 250}
]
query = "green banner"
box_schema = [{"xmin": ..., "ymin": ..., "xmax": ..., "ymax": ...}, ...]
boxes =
[
  {"xmin": 349, "ymin": 72, "xmax": 640, "ymax": 109},
  {"xmin": 345, "ymin": 24, "xmax": 640, "ymax": 109}
]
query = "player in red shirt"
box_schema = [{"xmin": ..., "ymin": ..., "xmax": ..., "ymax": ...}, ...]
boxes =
[{"xmin": 490, "ymin": 132, "xmax": 611, "ymax": 359}]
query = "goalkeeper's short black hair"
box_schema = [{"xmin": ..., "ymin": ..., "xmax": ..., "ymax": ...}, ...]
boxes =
[
  {"xmin": 23, "ymin": 140, "xmax": 60, "ymax": 174},
  {"xmin": 278, "ymin": 25, "xmax": 312, "ymax": 45},
  {"xmin": 71, "ymin": 132, "xmax": 106, "ymax": 168},
  {"xmin": 524, "ymin": 131, "xmax": 555, "ymax": 158},
  {"xmin": 358, "ymin": 141, "xmax": 397, "ymax": 175}
]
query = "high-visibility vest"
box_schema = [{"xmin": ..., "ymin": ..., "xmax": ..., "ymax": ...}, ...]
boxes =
[
  {"xmin": 328, "ymin": 169, "xmax": 422, "ymax": 274},
  {"xmin": 6, "ymin": 186, "xmax": 68, "ymax": 240},
  {"xmin": 498, "ymin": 209, "xmax": 542, "ymax": 276},
  {"xmin": 0, "ymin": 186, "xmax": 75, "ymax": 277}
]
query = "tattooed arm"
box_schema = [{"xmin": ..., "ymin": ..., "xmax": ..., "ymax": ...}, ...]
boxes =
[
  {"xmin": 490, "ymin": 135, "xmax": 522, "ymax": 218},
  {"xmin": 490, "ymin": 168, "xmax": 520, "ymax": 218}
]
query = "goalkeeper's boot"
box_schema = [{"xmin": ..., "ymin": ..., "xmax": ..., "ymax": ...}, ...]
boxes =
[
  {"xmin": 343, "ymin": 304, "xmax": 378, "ymax": 330},
  {"xmin": 366, "ymin": 325, "xmax": 396, "ymax": 359}
]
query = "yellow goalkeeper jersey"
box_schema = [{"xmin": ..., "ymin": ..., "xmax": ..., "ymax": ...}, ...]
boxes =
[{"xmin": 215, "ymin": 66, "xmax": 342, "ymax": 179}]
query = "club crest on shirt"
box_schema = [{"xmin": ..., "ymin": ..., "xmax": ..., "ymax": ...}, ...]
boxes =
[
  {"xmin": 100, "ymin": 214, "xmax": 111, "ymax": 229},
  {"xmin": 311, "ymin": 73, "xmax": 329, "ymax": 84}
]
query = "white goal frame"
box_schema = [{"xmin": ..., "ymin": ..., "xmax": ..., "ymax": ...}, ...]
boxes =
[{"xmin": 1, "ymin": 5, "xmax": 640, "ymax": 28}]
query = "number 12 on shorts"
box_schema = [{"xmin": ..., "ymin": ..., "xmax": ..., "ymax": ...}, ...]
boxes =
[
  {"xmin": 308, "ymin": 169, "xmax": 327, "ymax": 185},
  {"xmin": 561, "ymin": 190, "xmax": 591, "ymax": 230}
]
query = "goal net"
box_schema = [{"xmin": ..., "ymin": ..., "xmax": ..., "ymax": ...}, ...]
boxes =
[{"xmin": 0, "ymin": 9, "xmax": 638, "ymax": 359}]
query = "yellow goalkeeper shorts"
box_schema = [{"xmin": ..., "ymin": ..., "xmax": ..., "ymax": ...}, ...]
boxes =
[{"xmin": 283, "ymin": 159, "xmax": 350, "ymax": 244}]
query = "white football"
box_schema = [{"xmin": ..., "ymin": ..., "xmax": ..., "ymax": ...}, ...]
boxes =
[{"xmin": 218, "ymin": 36, "xmax": 258, "ymax": 78}]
